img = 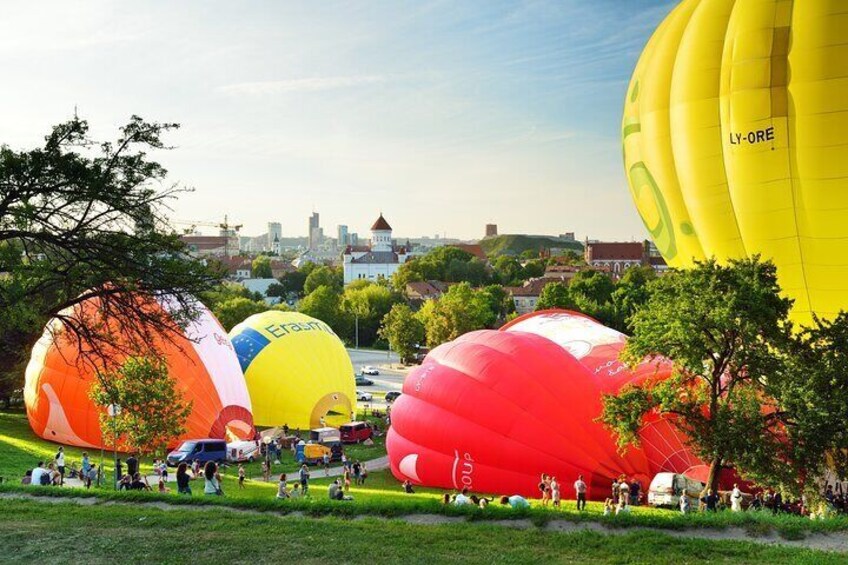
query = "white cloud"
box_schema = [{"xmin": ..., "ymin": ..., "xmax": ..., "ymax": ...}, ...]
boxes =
[{"xmin": 216, "ymin": 75, "xmax": 388, "ymax": 95}]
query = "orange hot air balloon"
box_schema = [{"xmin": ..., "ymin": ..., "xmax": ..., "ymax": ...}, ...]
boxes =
[{"xmin": 24, "ymin": 294, "xmax": 255, "ymax": 449}]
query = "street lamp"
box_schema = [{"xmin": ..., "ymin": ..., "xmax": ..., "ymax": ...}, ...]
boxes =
[{"xmin": 107, "ymin": 404, "xmax": 121, "ymax": 490}]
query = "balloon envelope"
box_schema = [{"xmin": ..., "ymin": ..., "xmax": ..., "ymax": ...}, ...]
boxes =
[
  {"xmin": 24, "ymin": 296, "xmax": 256, "ymax": 449},
  {"xmin": 230, "ymin": 311, "xmax": 355, "ymax": 429},
  {"xmin": 623, "ymin": 0, "xmax": 848, "ymax": 327},
  {"xmin": 387, "ymin": 310, "xmax": 703, "ymax": 500}
]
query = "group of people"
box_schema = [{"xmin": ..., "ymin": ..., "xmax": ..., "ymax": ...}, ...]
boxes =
[
  {"xmin": 23, "ymin": 448, "xmax": 100, "ymax": 489},
  {"xmin": 603, "ymin": 475, "xmax": 640, "ymax": 516},
  {"xmin": 441, "ymin": 487, "xmax": 530, "ymax": 510}
]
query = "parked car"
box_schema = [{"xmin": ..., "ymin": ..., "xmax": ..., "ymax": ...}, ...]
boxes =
[
  {"xmin": 356, "ymin": 390, "xmax": 373, "ymax": 401},
  {"xmin": 167, "ymin": 439, "xmax": 227, "ymax": 467},
  {"xmin": 360, "ymin": 366, "xmax": 380, "ymax": 375},
  {"xmin": 647, "ymin": 472, "xmax": 705, "ymax": 508},
  {"xmin": 227, "ymin": 440, "xmax": 261, "ymax": 463},
  {"xmin": 340, "ymin": 421, "xmax": 373, "ymax": 443},
  {"xmin": 355, "ymin": 376, "xmax": 374, "ymax": 386},
  {"xmin": 385, "ymin": 391, "xmax": 401, "ymax": 403}
]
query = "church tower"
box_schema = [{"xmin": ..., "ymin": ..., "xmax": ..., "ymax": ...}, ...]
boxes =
[{"xmin": 370, "ymin": 213, "xmax": 393, "ymax": 252}]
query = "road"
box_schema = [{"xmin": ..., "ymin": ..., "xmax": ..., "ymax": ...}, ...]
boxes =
[{"xmin": 347, "ymin": 348, "xmax": 408, "ymax": 408}]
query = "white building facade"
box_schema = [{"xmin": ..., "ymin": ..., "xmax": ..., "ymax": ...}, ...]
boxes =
[{"xmin": 343, "ymin": 214, "xmax": 409, "ymax": 284}]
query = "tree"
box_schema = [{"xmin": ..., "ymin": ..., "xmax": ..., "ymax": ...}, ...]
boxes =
[
  {"xmin": 279, "ymin": 270, "xmax": 308, "ymax": 296},
  {"xmin": 251, "ymin": 255, "xmax": 273, "ymax": 278},
  {"xmin": 610, "ymin": 266, "xmax": 657, "ymax": 332},
  {"xmin": 522, "ymin": 259, "xmax": 546, "ymax": 279},
  {"xmin": 569, "ymin": 270, "xmax": 615, "ymax": 306},
  {"xmin": 0, "ymin": 116, "xmax": 220, "ymax": 384},
  {"xmin": 90, "ymin": 357, "xmax": 192, "ymax": 455},
  {"xmin": 599, "ymin": 257, "xmax": 793, "ymax": 495},
  {"xmin": 535, "ymin": 282, "xmax": 574, "ymax": 311},
  {"xmin": 304, "ymin": 266, "xmax": 342, "ymax": 295},
  {"xmin": 340, "ymin": 282, "xmax": 399, "ymax": 346},
  {"xmin": 380, "ymin": 304, "xmax": 425, "ymax": 363},
  {"xmin": 213, "ymin": 297, "xmax": 267, "ymax": 331},
  {"xmin": 415, "ymin": 283, "xmax": 493, "ymax": 347},
  {"xmin": 478, "ymin": 285, "xmax": 515, "ymax": 323},
  {"xmin": 493, "ymin": 256, "xmax": 524, "ymax": 286},
  {"xmin": 298, "ymin": 285, "xmax": 351, "ymax": 337}
]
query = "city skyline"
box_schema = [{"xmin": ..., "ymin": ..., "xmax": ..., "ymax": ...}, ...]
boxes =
[{"xmin": 0, "ymin": 0, "xmax": 676, "ymax": 240}]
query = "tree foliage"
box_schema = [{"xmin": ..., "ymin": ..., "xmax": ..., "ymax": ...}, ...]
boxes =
[
  {"xmin": 535, "ymin": 282, "xmax": 574, "ymax": 311},
  {"xmin": 304, "ymin": 266, "xmax": 343, "ymax": 295},
  {"xmin": 600, "ymin": 257, "xmax": 793, "ymax": 494},
  {"xmin": 340, "ymin": 282, "xmax": 400, "ymax": 346},
  {"xmin": 90, "ymin": 357, "xmax": 192, "ymax": 455},
  {"xmin": 379, "ymin": 304, "xmax": 425, "ymax": 363},
  {"xmin": 415, "ymin": 283, "xmax": 495, "ymax": 347},
  {"xmin": 0, "ymin": 116, "xmax": 221, "ymax": 394},
  {"xmin": 251, "ymin": 255, "xmax": 273, "ymax": 278}
]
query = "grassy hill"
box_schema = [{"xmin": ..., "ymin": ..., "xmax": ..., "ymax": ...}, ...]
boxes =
[{"xmin": 479, "ymin": 234, "xmax": 583, "ymax": 257}]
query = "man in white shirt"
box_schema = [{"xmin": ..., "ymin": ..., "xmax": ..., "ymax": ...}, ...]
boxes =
[
  {"xmin": 55, "ymin": 447, "xmax": 65, "ymax": 486},
  {"xmin": 30, "ymin": 462, "xmax": 47, "ymax": 486},
  {"xmin": 574, "ymin": 474, "xmax": 588, "ymax": 510}
]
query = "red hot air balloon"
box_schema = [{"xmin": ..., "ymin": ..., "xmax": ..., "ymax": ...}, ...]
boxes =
[
  {"xmin": 24, "ymin": 294, "xmax": 256, "ymax": 450},
  {"xmin": 387, "ymin": 310, "xmax": 704, "ymax": 500}
]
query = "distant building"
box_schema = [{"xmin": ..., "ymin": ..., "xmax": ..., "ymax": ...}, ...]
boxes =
[
  {"xmin": 406, "ymin": 280, "xmax": 450, "ymax": 302},
  {"xmin": 308, "ymin": 212, "xmax": 321, "ymax": 250},
  {"xmin": 560, "ymin": 232, "xmax": 575, "ymax": 241},
  {"xmin": 485, "ymin": 224, "xmax": 498, "ymax": 237},
  {"xmin": 267, "ymin": 222, "xmax": 282, "ymax": 252},
  {"xmin": 343, "ymin": 214, "xmax": 410, "ymax": 284},
  {"xmin": 504, "ymin": 277, "xmax": 569, "ymax": 315},
  {"xmin": 448, "ymin": 243, "xmax": 488, "ymax": 262},
  {"xmin": 181, "ymin": 235, "xmax": 231, "ymax": 257},
  {"xmin": 337, "ymin": 224, "xmax": 349, "ymax": 247},
  {"xmin": 584, "ymin": 240, "xmax": 666, "ymax": 276}
]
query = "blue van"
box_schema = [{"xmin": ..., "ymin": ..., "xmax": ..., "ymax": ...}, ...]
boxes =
[{"xmin": 166, "ymin": 439, "xmax": 227, "ymax": 467}]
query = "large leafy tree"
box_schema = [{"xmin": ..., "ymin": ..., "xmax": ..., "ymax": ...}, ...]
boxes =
[
  {"xmin": 0, "ymin": 116, "xmax": 220, "ymax": 391},
  {"xmin": 90, "ymin": 357, "xmax": 192, "ymax": 455},
  {"xmin": 535, "ymin": 282, "xmax": 574, "ymax": 311},
  {"xmin": 303, "ymin": 266, "xmax": 343, "ymax": 295},
  {"xmin": 340, "ymin": 282, "xmax": 399, "ymax": 346},
  {"xmin": 379, "ymin": 304, "xmax": 425, "ymax": 363},
  {"xmin": 251, "ymin": 255, "xmax": 273, "ymax": 278},
  {"xmin": 298, "ymin": 285, "xmax": 351, "ymax": 338},
  {"xmin": 600, "ymin": 258, "xmax": 793, "ymax": 495},
  {"xmin": 415, "ymin": 282, "xmax": 493, "ymax": 347}
]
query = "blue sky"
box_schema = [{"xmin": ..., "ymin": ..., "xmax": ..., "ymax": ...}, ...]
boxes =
[{"xmin": 0, "ymin": 0, "xmax": 675, "ymax": 240}]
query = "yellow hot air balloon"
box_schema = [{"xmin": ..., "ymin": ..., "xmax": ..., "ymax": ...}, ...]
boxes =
[
  {"xmin": 623, "ymin": 0, "xmax": 848, "ymax": 327},
  {"xmin": 230, "ymin": 311, "xmax": 355, "ymax": 429}
]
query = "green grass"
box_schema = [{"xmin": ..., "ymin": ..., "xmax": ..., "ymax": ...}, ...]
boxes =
[
  {"xmin": 5, "ymin": 409, "xmax": 848, "ymax": 541},
  {"xmin": 0, "ymin": 497, "xmax": 842, "ymax": 564}
]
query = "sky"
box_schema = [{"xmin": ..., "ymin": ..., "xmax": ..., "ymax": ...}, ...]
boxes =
[{"xmin": 0, "ymin": 0, "xmax": 676, "ymax": 241}]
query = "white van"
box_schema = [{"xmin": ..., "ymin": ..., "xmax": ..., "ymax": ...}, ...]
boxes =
[
  {"xmin": 647, "ymin": 472, "xmax": 705, "ymax": 508},
  {"xmin": 227, "ymin": 440, "xmax": 261, "ymax": 463}
]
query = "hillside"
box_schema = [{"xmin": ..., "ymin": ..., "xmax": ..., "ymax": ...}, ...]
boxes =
[{"xmin": 479, "ymin": 234, "xmax": 583, "ymax": 257}]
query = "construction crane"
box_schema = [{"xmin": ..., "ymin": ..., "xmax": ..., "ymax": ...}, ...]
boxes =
[{"xmin": 172, "ymin": 215, "xmax": 244, "ymax": 258}]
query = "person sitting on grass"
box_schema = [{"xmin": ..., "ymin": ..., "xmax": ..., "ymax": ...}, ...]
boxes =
[
  {"xmin": 277, "ymin": 473, "xmax": 289, "ymax": 499},
  {"xmin": 499, "ymin": 495, "xmax": 529, "ymax": 509},
  {"xmin": 118, "ymin": 474, "xmax": 132, "ymax": 491},
  {"xmin": 454, "ymin": 487, "xmax": 473, "ymax": 506},
  {"xmin": 176, "ymin": 463, "xmax": 192, "ymax": 495},
  {"xmin": 442, "ymin": 493, "xmax": 452, "ymax": 505},
  {"xmin": 30, "ymin": 462, "xmax": 47, "ymax": 486},
  {"xmin": 290, "ymin": 483, "xmax": 302, "ymax": 498},
  {"xmin": 158, "ymin": 478, "xmax": 170, "ymax": 494},
  {"xmin": 328, "ymin": 479, "xmax": 353, "ymax": 501},
  {"xmin": 204, "ymin": 461, "xmax": 223, "ymax": 496},
  {"xmin": 603, "ymin": 498, "xmax": 614, "ymax": 516},
  {"xmin": 21, "ymin": 470, "xmax": 32, "ymax": 486},
  {"xmin": 402, "ymin": 480, "xmax": 414, "ymax": 494},
  {"xmin": 130, "ymin": 473, "xmax": 151, "ymax": 491},
  {"xmin": 616, "ymin": 498, "xmax": 631, "ymax": 515}
]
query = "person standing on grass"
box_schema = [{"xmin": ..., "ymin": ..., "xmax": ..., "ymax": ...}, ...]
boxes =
[
  {"xmin": 618, "ymin": 476, "xmax": 630, "ymax": 508},
  {"xmin": 81, "ymin": 452, "xmax": 91, "ymax": 482},
  {"xmin": 731, "ymin": 484, "xmax": 743, "ymax": 512},
  {"xmin": 204, "ymin": 461, "xmax": 222, "ymax": 496},
  {"xmin": 773, "ymin": 490, "xmax": 783, "ymax": 515},
  {"xmin": 630, "ymin": 478, "xmax": 641, "ymax": 506},
  {"xmin": 353, "ymin": 460, "xmax": 361, "ymax": 485},
  {"xmin": 700, "ymin": 489, "xmax": 718, "ymax": 512},
  {"xmin": 551, "ymin": 476, "xmax": 561, "ymax": 509},
  {"xmin": 116, "ymin": 458, "xmax": 123, "ymax": 481},
  {"xmin": 574, "ymin": 474, "xmax": 588, "ymax": 511},
  {"xmin": 344, "ymin": 467, "xmax": 352, "ymax": 492},
  {"xmin": 176, "ymin": 463, "xmax": 192, "ymax": 495},
  {"xmin": 360, "ymin": 462, "xmax": 368, "ymax": 486},
  {"xmin": 55, "ymin": 447, "xmax": 65, "ymax": 486},
  {"xmin": 299, "ymin": 464, "xmax": 310, "ymax": 495},
  {"xmin": 611, "ymin": 477, "xmax": 620, "ymax": 503},
  {"xmin": 126, "ymin": 453, "xmax": 138, "ymax": 479},
  {"xmin": 679, "ymin": 492, "xmax": 690, "ymax": 514},
  {"xmin": 323, "ymin": 452, "xmax": 330, "ymax": 476},
  {"xmin": 538, "ymin": 474, "xmax": 550, "ymax": 506},
  {"xmin": 86, "ymin": 464, "xmax": 97, "ymax": 489},
  {"xmin": 238, "ymin": 464, "xmax": 246, "ymax": 489},
  {"xmin": 261, "ymin": 460, "xmax": 270, "ymax": 482}
]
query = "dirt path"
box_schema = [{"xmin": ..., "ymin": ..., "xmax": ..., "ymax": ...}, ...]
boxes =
[{"xmin": 3, "ymin": 491, "xmax": 848, "ymax": 553}]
